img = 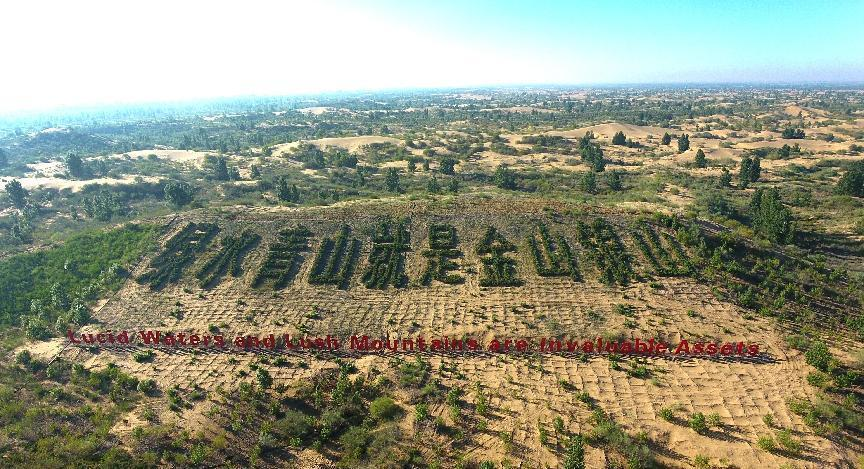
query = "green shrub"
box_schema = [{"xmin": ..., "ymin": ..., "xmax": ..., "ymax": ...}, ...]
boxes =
[
  {"xmin": 757, "ymin": 434, "xmax": 775, "ymax": 452},
  {"xmin": 369, "ymin": 396, "xmax": 400, "ymax": 421},
  {"xmin": 775, "ymin": 429, "xmax": 801, "ymax": 455},
  {"xmin": 689, "ymin": 412, "xmax": 708, "ymax": 433}
]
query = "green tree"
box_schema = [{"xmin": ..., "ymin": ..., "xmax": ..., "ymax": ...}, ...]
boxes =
[
  {"xmin": 579, "ymin": 171, "xmax": 597, "ymax": 194},
  {"xmin": 250, "ymin": 164, "xmax": 262, "ymax": 180},
  {"xmin": 694, "ymin": 149, "xmax": 707, "ymax": 168},
  {"xmin": 606, "ymin": 170, "xmax": 622, "ymax": 191},
  {"xmin": 612, "ymin": 131, "xmax": 627, "ymax": 145},
  {"xmin": 66, "ymin": 153, "xmax": 86, "ymax": 179},
  {"xmin": 580, "ymin": 143, "xmax": 605, "ymax": 172},
  {"xmin": 781, "ymin": 128, "xmax": 805, "ymax": 139},
  {"xmin": 427, "ymin": 176, "xmax": 440, "ymax": 194},
  {"xmin": 494, "ymin": 164, "xmax": 517, "ymax": 190},
  {"xmin": 739, "ymin": 156, "xmax": 753, "ymax": 188},
  {"xmin": 661, "ymin": 132, "xmax": 672, "ymax": 145},
  {"xmin": 718, "ymin": 167, "xmax": 732, "ymax": 188},
  {"xmin": 385, "ymin": 168, "xmax": 402, "ymax": 193},
  {"xmin": 749, "ymin": 188, "xmax": 794, "ymax": 243},
  {"xmin": 440, "ymin": 157, "xmax": 457, "ymax": 175},
  {"xmin": 276, "ymin": 177, "xmax": 300, "ymax": 203},
  {"xmin": 835, "ymin": 161, "xmax": 864, "ymax": 197},
  {"xmin": 677, "ymin": 134, "xmax": 690, "ymax": 153},
  {"xmin": 213, "ymin": 157, "xmax": 229, "ymax": 180},
  {"xmin": 163, "ymin": 181, "xmax": 194, "ymax": 208},
  {"xmin": 5, "ymin": 179, "xmax": 28, "ymax": 208},
  {"xmin": 447, "ymin": 178, "xmax": 459, "ymax": 193},
  {"xmin": 750, "ymin": 156, "xmax": 761, "ymax": 182}
]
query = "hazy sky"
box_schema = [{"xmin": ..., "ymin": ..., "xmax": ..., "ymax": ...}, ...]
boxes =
[{"xmin": 1, "ymin": 0, "xmax": 862, "ymax": 114}]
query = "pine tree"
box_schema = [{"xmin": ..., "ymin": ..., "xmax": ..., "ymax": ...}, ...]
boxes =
[
  {"xmin": 677, "ymin": 134, "xmax": 690, "ymax": 153},
  {"xmin": 612, "ymin": 131, "xmax": 627, "ymax": 145},
  {"xmin": 4, "ymin": 179, "xmax": 28, "ymax": 208},
  {"xmin": 750, "ymin": 188, "xmax": 794, "ymax": 243},
  {"xmin": 427, "ymin": 176, "xmax": 440, "ymax": 194},
  {"xmin": 694, "ymin": 149, "xmax": 707, "ymax": 168},
  {"xmin": 163, "ymin": 181, "xmax": 194, "ymax": 207},
  {"xmin": 718, "ymin": 167, "xmax": 732, "ymax": 188},
  {"xmin": 580, "ymin": 171, "xmax": 597, "ymax": 194},
  {"xmin": 385, "ymin": 168, "xmax": 402, "ymax": 193},
  {"xmin": 750, "ymin": 156, "xmax": 761, "ymax": 182},
  {"xmin": 739, "ymin": 156, "xmax": 753, "ymax": 189},
  {"xmin": 66, "ymin": 153, "xmax": 86, "ymax": 179},
  {"xmin": 606, "ymin": 171, "xmax": 622, "ymax": 191},
  {"xmin": 494, "ymin": 164, "xmax": 517, "ymax": 190},
  {"xmin": 661, "ymin": 132, "xmax": 672, "ymax": 145},
  {"xmin": 835, "ymin": 161, "xmax": 864, "ymax": 197},
  {"xmin": 580, "ymin": 143, "xmax": 605, "ymax": 172},
  {"xmin": 440, "ymin": 157, "xmax": 457, "ymax": 175}
]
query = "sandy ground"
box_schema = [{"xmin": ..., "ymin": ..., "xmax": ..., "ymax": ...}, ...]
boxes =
[
  {"xmin": 0, "ymin": 174, "xmax": 160, "ymax": 192},
  {"xmin": 274, "ymin": 136, "xmax": 402, "ymax": 154}
]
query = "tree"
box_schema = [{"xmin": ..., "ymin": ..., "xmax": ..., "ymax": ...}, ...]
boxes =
[
  {"xmin": 835, "ymin": 161, "xmax": 864, "ymax": 197},
  {"xmin": 5, "ymin": 179, "xmax": 28, "ymax": 208},
  {"xmin": 677, "ymin": 134, "xmax": 690, "ymax": 153},
  {"xmin": 739, "ymin": 156, "xmax": 753, "ymax": 189},
  {"xmin": 276, "ymin": 177, "xmax": 300, "ymax": 203},
  {"xmin": 694, "ymin": 149, "xmax": 707, "ymax": 168},
  {"xmin": 250, "ymin": 164, "xmax": 262, "ymax": 180},
  {"xmin": 214, "ymin": 157, "xmax": 229, "ymax": 180},
  {"xmin": 612, "ymin": 131, "xmax": 627, "ymax": 145},
  {"xmin": 385, "ymin": 168, "xmax": 402, "ymax": 193},
  {"xmin": 66, "ymin": 153, "xmax": 86, "ymax": 179},
  {"xmin": 440, "ymin": 157, "xmax": 457, "ymax": 175},
  {"xmin": 407, "ymin": 159, "xmax": 417, "ymax": 172},
  {"xmin": 0, "ymin": 148, "xmax": 7, "ymax": 167},
  {"xmin": 661, "ymin": 132, "xmax": 672, "ymax": 145},
  {"xmin": 750, "ymin": 156, "xmax": 761, "ymax": 182},
  {"xmin": 427, "ymin": 176, "xmax": 440, "ymax": 194},
  {"xmin": 606, "ymin": 171, "xmax": 622, "ymax": 191},
  {"xmin": 579, "ymin": 171, "xmax": 596, "ymax": 194},
  {"xmin": 580, "ymin": 143, "xmax": 605, "ymax": 172},
  {"xmin": 493, "ymin": 164, "xmax": 517, "ymax": 190},
  {"xmin": 739, "ymin": 155, "xmax": 760, "ymax": 188},
  {"xmin": 718, "ymin": 167, "xmax": 732, "ymax": 188},
  {"xmin": 750, "ymin": 188, "xmax": 794, "ymax": 243},
  {"xmin": 447, "ymin": 178, "xmax": 459, "ymax": 194},
  {"xmin": 163, "ymin": 181, "xmax": 194, "ymax": 207},
  {"xmin": 781, "ymin": 128, "xmax": 805, "ymax": 139}
]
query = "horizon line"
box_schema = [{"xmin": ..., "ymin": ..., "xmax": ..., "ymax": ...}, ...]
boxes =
[{"xmin": 3, "ymin": 81, "xmax": 864, "ymax": 120}]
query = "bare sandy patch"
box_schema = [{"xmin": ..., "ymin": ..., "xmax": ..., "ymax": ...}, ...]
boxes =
[{"xmin": 274, "ymin": 136, "xmax": 402, "ymax": 154}]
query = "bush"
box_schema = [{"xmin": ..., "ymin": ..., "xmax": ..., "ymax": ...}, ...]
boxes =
[
  {"xmin": 804, "ymin": 340, "xmax": 832, "ymax": 372},
  {"xmin": 689, "ymin": 412, "xmax": 708, "ymax": 433},
  {"xmin": 369, "ymin": 396, "xmax": 400, "ymax": 421},
  {"xmin": 775, "ymin": 429, "xmax": 801, "ymax": 455},
  {"xmin": 563, "ymin": 434, "xmax": 586, "ymax": 469},
  {"xmin": 706, "ymin": 412, "xmax": 722, "ymax": 428},
  {"xmin": 757, "ymin": 434, "xmax": 775, "ymax": 452},
  {"xmin": 273, "ymin": 410, "xmax": 313, "ymax": 441}
]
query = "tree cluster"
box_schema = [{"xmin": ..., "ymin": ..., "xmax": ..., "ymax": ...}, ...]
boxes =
[
  {"xmin": 781, "ymin": 128, "xmax": 805, "ymax": 139},
  {"xmin": 749, "ymin": 188, "xmax": 794, "ymax": 243}
]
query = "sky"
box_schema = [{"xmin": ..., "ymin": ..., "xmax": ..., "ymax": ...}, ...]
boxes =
[{"xmin": 1, "ymin": 0, "xmax": 862, "ymax": 114}]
